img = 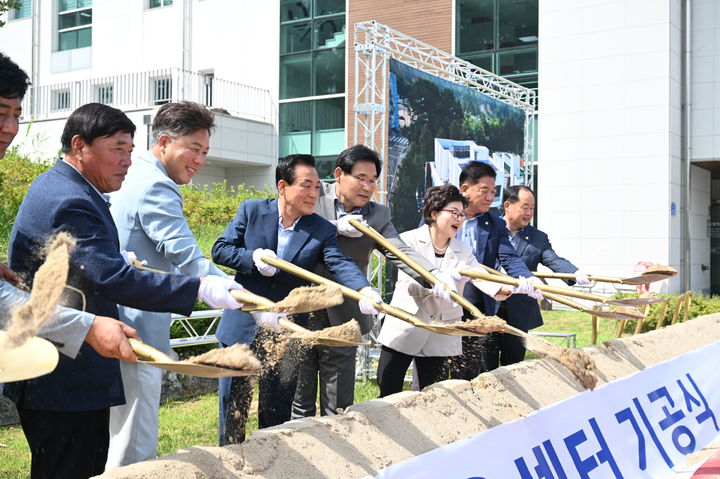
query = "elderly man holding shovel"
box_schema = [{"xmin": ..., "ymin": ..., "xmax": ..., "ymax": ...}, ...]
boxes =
[
  {"xmin": 291, "ymin": 144, "xmax": 461, "ymax": 419},
  {"xmin": 212, "ymin": 153, "xmax": 377, "ymax": 444}
]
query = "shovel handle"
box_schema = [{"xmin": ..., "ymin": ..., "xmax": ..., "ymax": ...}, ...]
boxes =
[
  {"xmin": 261, "ymin": 255, "xmax": 426, "ymax": 328},
  {"xmin": 458, "ymin": 268, "xmax": 614, "ymax": 304},
  {"xmin": 348, "ymin": 218, "xmax": 485, "ymax": 318},
  {"xmin": 532, "ymin": 271, "xmax": 623, "ymax": 284},
  {"xmin": 128, "ymin": 338, "xmax": 175, "ymax": 363}
]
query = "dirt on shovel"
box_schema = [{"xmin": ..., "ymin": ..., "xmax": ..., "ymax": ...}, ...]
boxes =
[
  {"xmin": 3, "ymin": 232, "xmax": 75, "ymax": 349},
  {"xmin": 295, "ymin": 318, "xmax": 365, "ymax": 345},
  {"xmin": 457, "ymin": 315, "xmax": 598, "ymax": 390},
  {"xmin": 185, "ymin": 343, "xmax": 261, "ymax": 371},
  {"xmin": 264, "ymin": 284, "xmax": 344, "ymax": 314}
]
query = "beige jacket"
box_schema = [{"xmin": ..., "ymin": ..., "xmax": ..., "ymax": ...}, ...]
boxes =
[{"xmin": 377, "ymin": 225, "xmax": 504, "ymax": 357}]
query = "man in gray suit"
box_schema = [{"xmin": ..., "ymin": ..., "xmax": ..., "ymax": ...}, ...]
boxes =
[
  {"xmin": 106, "ymin": 102, "xmax": 246, "ymax": 469},
  {"xmin": 291, "ymin": 145, "xmax": 460, "ymax": 418}
]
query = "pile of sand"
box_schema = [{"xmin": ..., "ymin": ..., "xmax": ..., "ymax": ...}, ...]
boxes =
[{"xmin": 97, "ymin": 314, "xmax": 720, "ymax": 479}]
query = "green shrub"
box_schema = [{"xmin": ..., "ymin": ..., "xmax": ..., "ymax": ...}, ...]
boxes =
[
  {"xmin": 0, "ymin": 149, "xmax": 52, "ymax": 258},
  {"xmin": 612, "ymin": 291, "xmax": 720, "ymax": 333},
  {"xmin": 180, "ymin": 180, "xmax": 275, "ymax": 232}
]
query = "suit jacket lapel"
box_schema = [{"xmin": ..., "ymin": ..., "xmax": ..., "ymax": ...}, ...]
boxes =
[
  {"xmin": 262, "ymin": 199, "xmax": 279, "ymax": 251},
  {"xmin": 282, "ymin": 216, "xmax": 311, "ymax": 262}
]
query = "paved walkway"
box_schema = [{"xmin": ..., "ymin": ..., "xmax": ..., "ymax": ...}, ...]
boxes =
[{"xmin": 672, "ymin": 437, "xmax": 720, "ymax": 478}]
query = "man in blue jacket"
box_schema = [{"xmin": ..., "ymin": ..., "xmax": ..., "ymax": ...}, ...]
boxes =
[
  {"xmin": 452, "ymin": 161, "xmax": 542, "ymax": 381},
  {"xmin": 7, "ymin": 103, "xmax": 243, "ymax": 479},
  {"xmin": 483, "ymin": 185, "xmax": 591, "ymax": 370},
  {"xmin": 212, "ymin": 153, "xmax": 380, "ymax": 444}
]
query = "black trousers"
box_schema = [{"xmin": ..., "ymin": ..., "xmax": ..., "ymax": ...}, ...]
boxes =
[
  {"xmin": 450, "ymin": 303, "xmax": 527, "ymax": 380},
  {"xmin": 376, "ymin": 345, "xmax": 450, "ymax": 398},
  {"xmin": 18, "ymin": 406, "xmax": 110, "ymax": 479}
]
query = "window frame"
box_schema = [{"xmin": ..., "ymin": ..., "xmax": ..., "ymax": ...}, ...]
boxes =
[{"xmin": 57, "ymin": 1, "xmax": 93, "ymax": 52}]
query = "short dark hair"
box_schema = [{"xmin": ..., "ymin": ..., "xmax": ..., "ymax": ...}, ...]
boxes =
[
  {"xmin": 61, "ymin": 103, "xmax": 136, "ymax": 153},
  {"xmin": 423, "ymin": 183, "xmax": 468, "ymax": 225},
  {"xmin": 276, "ymin": 154, "xmax": 316, "ymax": 185},
  {"xmin": 151, "ymin": 101, "xmax": 215, "ymax": 144},
  {"xmin": 336, "ymin": 144, "xmax": 382, "ymax": 176},
  {"xmin": 503, "ymin": 185, "xmax": 534, "ymax": 204},
  {"xmin": 0, "ymin": 53, "xmax": 31, "ymax": 100},
  {"xmin": 459, "ymin": 161, "xmax": 496, "ymax": 185}
]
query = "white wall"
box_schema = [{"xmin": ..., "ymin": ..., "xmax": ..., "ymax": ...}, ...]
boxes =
[{"xmin": 538, "ymin": 0, "xmax": 684, "ymax": 292}]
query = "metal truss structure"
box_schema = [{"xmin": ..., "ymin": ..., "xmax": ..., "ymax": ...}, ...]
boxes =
[{"xmin": 353, "ymin": 20, "xmax": 537, "ymax": 203}]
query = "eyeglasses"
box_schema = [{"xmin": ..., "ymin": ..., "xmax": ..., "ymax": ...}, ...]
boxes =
[
  {"xmin": 349, "ymin": 174, "xmax": 379, "ymax": 187},
  {"xmin": 441, "ymin": 209, "xmax": 467, "ymax": 220}
]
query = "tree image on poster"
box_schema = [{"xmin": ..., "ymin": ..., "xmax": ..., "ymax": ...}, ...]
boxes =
[{"xmin": 388, "ymin": 59, "xmax": 526, "ymax": 233}]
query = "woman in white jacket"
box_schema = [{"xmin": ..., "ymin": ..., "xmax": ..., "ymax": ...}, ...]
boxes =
[{"xmin": 376, "ymin": 184, "xmax": 512, "ymax": 397}]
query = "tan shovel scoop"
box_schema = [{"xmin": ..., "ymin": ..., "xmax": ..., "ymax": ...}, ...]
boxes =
[
  {"xmin": 533, "ymin": 264, "xmax": 677, "ymax": 286},
  {"xmin": 0, "ymin": 331, "xmax": 59, "ymax": 382},
  {"xmin": 353, "ymin": 219, "xmax": 599, "ymax": 389},
  {"xmin": 130, "ymin": 338, "xmax": 260, "ymax": 378}
]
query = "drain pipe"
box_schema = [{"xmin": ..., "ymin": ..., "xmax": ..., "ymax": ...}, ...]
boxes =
[
  {"xmin": 30, "ymin": 0, "xmax": 40, "ymax": 116},
  {"xmin": 681, "ymin": 0, "xmax": 692, "ymax": 292}
]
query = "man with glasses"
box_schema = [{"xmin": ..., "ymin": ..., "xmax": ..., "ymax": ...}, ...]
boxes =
[
  {"xmin": 451, "ymin": 161, "xmax": 542, "ymax": 380},
  {"xmin": 488, "ymin": 185, "xmax": 590, "ymax": 370},
  {"xmin": 292, "ymin": 144, "xmax": 461, "ymax": 419}
]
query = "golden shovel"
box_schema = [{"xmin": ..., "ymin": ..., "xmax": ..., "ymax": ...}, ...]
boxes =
[
  {"xmin": 258, "ymin": 255, "xmax": 487, "ymax": 338},
  {"xmin": 128, "ymin": 259, "xmax": 363, "ymax": 346},
  {"xmin": 460, "ymin": 266, "xmax": 664, "ymax": 307},
  {"xmin": 129, "ymin": 338, "xmax": 259, "ymax": 378},
  {"xmin": 533, "ymin": 264, "xmax": 677, "ymax": 286},
  {"xmin": 0, "ymin": 332, "xmax": 59, "ymax": 382}
]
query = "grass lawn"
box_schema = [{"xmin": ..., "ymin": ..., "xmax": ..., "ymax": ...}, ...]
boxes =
[{"xmin": 0, "ymin": 309, "xmax": 623, "ymax": 477}]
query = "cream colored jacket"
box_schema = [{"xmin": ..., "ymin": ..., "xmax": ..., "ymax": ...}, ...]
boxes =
[{"xmin": 377, "ymin": 224, "xmax": 505, "ymax": 357}]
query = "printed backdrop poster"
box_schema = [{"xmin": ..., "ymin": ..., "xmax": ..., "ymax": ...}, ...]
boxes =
[{"xmin": 387, "ymin": 58, "xmax": 526, "ymax": 232}]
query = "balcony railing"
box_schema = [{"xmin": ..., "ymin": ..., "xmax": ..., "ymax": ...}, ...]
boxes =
[{"xmin": 22, "ymin": 68, "xmax": 275, "ymax": 124}]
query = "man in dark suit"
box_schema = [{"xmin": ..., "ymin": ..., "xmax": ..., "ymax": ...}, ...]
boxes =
[
  {"xmin": 451, "ymin": 161, "xmax": 542, "ymax": 381},
  {"xmin": 484, "ymin": 185, "xmax": 591, "ymax": 369},
  {"xmin": 291, "ymin": 145, "xmax": 458, "ymax": 419},
  {"xmin": 212, "ymin": 153, "xmax": 378, "ymax": 444},
  {"xmin": 7, "ymin": 103, "xmax": 244, "ymax": 479}
]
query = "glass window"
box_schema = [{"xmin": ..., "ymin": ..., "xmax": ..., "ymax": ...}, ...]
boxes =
[
  {"xmin": 313, "ymin": 49, "xmax": 345, "ymax": 95},
  {"xmin": 314, "ymin": 16, "xmax": 345, "ymax": 49},
  {"xmin": 498, "ymin": 0, "xmax": 538, "ymax": 48},
  {"xmin": 281, "ymin": 22, "xmax": 311, "ymax": 54},
  {"xmin": 59, "ymin": 10, "xmax": 92, "ymax": 29},
  {"xmin": 13, "ymin": 0, "xmax": 31, "ymax": 19},
  {"xmin": 281, "ymin": 0, "xmax": 310, "ymax": 22},
  {"xmin": 314, "ymin": 0, "xmax": 344, "ymax": 17},
  {"xmin": 149, "ymin": 0, "xmax": 173, "ymax": 7},
  {"xmin": 280, "ymin": 53, "xmax": 312, "ymax": 99},
  {"xmin": 203, "ymin": 73, "xmax": 214, "ymax": 106},
  {"xmin": 464, "ymin": 53, "xmax": 493, "ymax": 72},
  {"xmin": 97, "ymin": 85, "xmax": 113, "ymax": 104},
  {"xmin": 153, "ymin": 77, "xmax": 172, "ymax": 105},
  {"xmin": 497, "ymin": 49, "xmax": 537, "ymax": 76},
  {"xmin": 59, "ymin": 0, "xmax": 92, "ymax": 11},
  {"xmin": 52, "ymin": 90, "xmax": 71, "ymax": 111},
  {"xmin": 456, "ymin": 0, "xmax": 494, "ymax": 54},
  {"xmin": 279, "ymin": 101, "xmax": 312, "ymax": 158}
]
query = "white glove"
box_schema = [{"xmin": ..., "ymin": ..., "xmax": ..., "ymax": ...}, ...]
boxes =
[
  {"xmin": 431, "ymin": 270, "xmax": 459, "ymax": 304},
  {"xmin": 121, "ymin": 250, "xmax": 145, "ymax": 266},
  {"xmin": 252, "ymin": 249, "xmax": 278, "ymax": 277},
  {"xmin": 358, "ymin": 286, "xmax": 382, "ymax": 315},
  {"xmin": 198, "ymin": 276, "xmax": 244, "ymax": 309},
  {"xmin": 251, "ymin": 311, "xmax": 284, "ymax": 333},
  {"xmin": 574, "ymin": 270, "xmax": 592, "ymax": 286},
  {"xmin": 512, "ymin": 276, "xmax": 544, "ymax": 300},
  {"xmin": 336, "ymin": 214, "xmax": 365, "ymax": 238}
]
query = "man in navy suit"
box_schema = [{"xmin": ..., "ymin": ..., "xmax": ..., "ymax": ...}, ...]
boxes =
[
  {"xmin": 212, "ymin": 154, "xmax": 380, "ymax": 444},
  {"xmin": 7, "ymin": 103, "xmax": 243, "ymax": 479},
  {"xmin": 484, "ymin": 185, "xmax": 591, "ymax": 370},
  {"xmin": 451, "ymin": 161, "xmax": 542, "ymax": 381}
]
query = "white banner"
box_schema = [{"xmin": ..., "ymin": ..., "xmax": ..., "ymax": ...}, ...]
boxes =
[{"xmin": 367, "ymin": 342, "xmax": 720, "ymax": 479}]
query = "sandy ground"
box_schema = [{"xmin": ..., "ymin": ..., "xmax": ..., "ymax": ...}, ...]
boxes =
[{"xmin": 97, "ymin": 313, "xmax": 720, "ymax": 479}]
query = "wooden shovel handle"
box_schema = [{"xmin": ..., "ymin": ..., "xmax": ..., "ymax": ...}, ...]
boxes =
[
  {"xmin": 458, "ymin": 268, "xmax": 614, "ymax": 304},
  {"xmin": 261, "ymin": 255, "xmax": 426, "ymax": 328},
  {"xmin": 532, "ymin": 271, "xmax": 623, "ymax": 284},
  {"xmin": 348, "ymin": 218, "xmax": 485, "ymax": 318},
  {"xmin": 128, "ymin": 338, "xmax": 175, "ymax": 363}
]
